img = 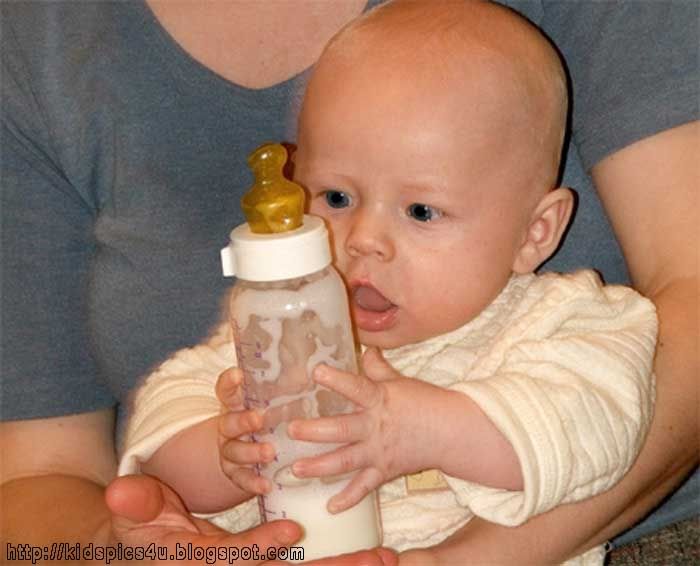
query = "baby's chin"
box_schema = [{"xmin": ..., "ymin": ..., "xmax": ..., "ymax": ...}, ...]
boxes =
[
  {"xmin": 358, "ymin": 328, "xmax": 425, "ymax": 352},
  {"xmin": 358, "ymin": 315, "xmax": 477, "ymax": 352}
]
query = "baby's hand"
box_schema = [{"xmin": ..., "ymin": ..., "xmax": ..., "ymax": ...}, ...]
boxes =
[
  {"xmin": 216, "ymin": 368, "xmax": 274, "ymax": 495},
  {"xmin": 288, "ymin": 349, "xmax": 437, "ymax": 513}
]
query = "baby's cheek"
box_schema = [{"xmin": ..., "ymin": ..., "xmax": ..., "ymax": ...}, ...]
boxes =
[{"xmin": 332, "ymin": 247, "xmax": 351, "ymax": 279}]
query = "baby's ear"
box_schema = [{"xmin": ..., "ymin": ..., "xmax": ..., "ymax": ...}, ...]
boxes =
[{"xmin": 512, "ymin": 188, "xmax": 574, "ymax": 274}]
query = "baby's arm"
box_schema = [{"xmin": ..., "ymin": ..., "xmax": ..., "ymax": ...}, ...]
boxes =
[
  {"xmin": 119, "ymin": 322, "xmax": 264, "ymax": 514},
  {"xmin": 288, "ymin": 348, "xmax": 523, "ymax": 512},
  {"xmin": 441, "ymin": 272, "xmax": 658, "ymax": 525}
]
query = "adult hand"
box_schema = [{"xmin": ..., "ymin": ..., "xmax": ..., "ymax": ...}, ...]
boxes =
[
  {"xmin": 106, "ymin": 474, "xmax": 397, "ymax": 566},
  {"xmin": 106, "ymin": 474, "xmax": 299, "ymax": 565}
]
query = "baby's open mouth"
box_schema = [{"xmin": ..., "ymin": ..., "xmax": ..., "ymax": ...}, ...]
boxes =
[
  {"xmin": 353, "ymin": 285, "xmax": 395, "ymax": 312},
  {"xmin": 350, "ymin": 284, "xmax": 398, "ymax": 332}
]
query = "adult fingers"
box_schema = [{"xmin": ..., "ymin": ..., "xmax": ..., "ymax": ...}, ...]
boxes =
[
  {"xmin": 105, "ymin": 474, "xmax": 168, "ymax": 524},
  {"xmin": 306, "ymin": 547, "xmax": 398, "ymax": 566},
  {"xmin": 107, "ymin": 475, "xmax": 201, "ymax": 547},
  {"xmin": 155, "ymin": 520, "xmax": 302, "ymax": 565},
  {"xmin": 106, "ymin": 475, "xmax": 302, "ymax": 565},
  {"xmin": 222, "ymin": 520, "xmax": 303, "ymax": 560}
]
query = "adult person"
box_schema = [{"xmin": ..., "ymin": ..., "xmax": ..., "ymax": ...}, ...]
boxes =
[{"xmin": 1, "ymin": 1, "xmax": 697, "ymax": 565}]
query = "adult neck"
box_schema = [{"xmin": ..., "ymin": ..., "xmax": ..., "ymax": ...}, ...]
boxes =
[{"xmin": 146, "ymin": 0, "xmax": 368, "ymax": 89}]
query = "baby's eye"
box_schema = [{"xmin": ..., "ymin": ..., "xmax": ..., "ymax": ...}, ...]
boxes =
[
  {"xmin": 407, "ymin": 203, "xmax": 441, "ymax": 222},
  {"xmin": 324, "ymin": 190, "xmax": 352, "ymax": 209}
]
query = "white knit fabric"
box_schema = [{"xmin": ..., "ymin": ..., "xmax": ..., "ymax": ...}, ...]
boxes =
[{"xmin": 119, "ymin": 270, "xmax": 657, "ymax": 565}]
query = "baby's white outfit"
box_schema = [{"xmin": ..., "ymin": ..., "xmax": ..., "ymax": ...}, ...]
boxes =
[{"xmin": 119, "ymin": 270, "xmax": 657, "ymax": 565}]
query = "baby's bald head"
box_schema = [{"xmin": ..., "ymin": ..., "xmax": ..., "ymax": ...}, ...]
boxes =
[{"xmin": 304, "ymin": 0, "xmax": 568, "ymax": 198}]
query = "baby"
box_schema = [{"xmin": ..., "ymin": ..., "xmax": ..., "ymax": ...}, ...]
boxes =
[{"xmin": 119, "ymin": 1, "xmax": 657, "ymax": 564}]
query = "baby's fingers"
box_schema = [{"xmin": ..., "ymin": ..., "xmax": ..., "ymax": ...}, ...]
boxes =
[
  {"xmin": 287, "ymin": 412, "xmax": 369, "ymax": 443},
  {"xmin": 219, "ymin": 409, "xmax": 264, "ymax": 440},
  {"xmin": 361, "ymin": 347, "xmax": 399, "ymax": 382},
  {"xmin": 313, "ymin": 364, "xmax": 381, "ymax": 409},
  {"xmin": 220, "ymin": 461, "xmax": 271, "ymax": 494},
  {"xmin": 327, "ymin": 468, "xmax": 383, "ymax": 514},
  {"xmin": 216, "ymin": 367, "xmax": 244, "ymax": 409},
  {"xmin": 221, "ymin": 437, "xmax": 275, "ymax": 466},
  {"xmin": 291, "ymin": 443, "xmax": 368, "ymax": 480}
]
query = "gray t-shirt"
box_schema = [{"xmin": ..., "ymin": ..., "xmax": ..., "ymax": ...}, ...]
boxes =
[{"xmin": 1, "ymin": 0, "xmax": 697, "ymax": 537}]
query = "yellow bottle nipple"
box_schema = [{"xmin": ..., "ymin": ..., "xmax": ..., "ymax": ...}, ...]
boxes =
[{"xmin": 241, "ymin": 143, "xmax": 305, "ymax": 234}]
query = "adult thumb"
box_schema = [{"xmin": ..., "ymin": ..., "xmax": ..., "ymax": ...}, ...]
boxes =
[{"xmin": 105, "ymin": 474, "xmax": 165, "ymax": 524}]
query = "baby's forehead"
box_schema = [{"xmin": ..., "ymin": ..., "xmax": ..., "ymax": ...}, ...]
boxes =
[
  {"xmin": 322, "ymin": 0, "xmax": 564, "ymax": 106},
  {"xmin": 301, "ymin": 2, "xmax": 567, "ymax": 194},
  {"xmin": 315, "ymin": 36, "xmax": 548, "ymax": 161}
]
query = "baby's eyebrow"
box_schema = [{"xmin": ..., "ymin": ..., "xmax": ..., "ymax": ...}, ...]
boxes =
[
  {"xmin": 303, "ymin": 167, "xmax": 356, "ymax": 186},
  {"xmin": 402, "ymin": 179, "xmax": 449, "ymax": 195}
]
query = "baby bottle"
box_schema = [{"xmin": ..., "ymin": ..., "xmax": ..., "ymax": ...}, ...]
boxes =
[{"xmin": 220, "ymin": 143, "xmax": 381, "ymax": 561}]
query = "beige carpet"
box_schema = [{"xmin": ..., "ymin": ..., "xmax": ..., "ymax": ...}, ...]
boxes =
[{"xmin": 607, "ymin": 518, "xmax": 699, "ymax": 565}]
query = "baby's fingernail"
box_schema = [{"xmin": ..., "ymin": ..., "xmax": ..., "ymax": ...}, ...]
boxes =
[
  {"xmin": 249, "ymin": 409, "xmax": 265, "ymax": 427},
  {"xmin": 291, "ymin": 462, "xmax": 305, "ymax": 477},
  {"xmin": 327, "ymin": 497, "xmax": 341, "ymax": 514},
  {"xmin": 261, "ymin": 444, "xmax": 275, "ymax": 462}
]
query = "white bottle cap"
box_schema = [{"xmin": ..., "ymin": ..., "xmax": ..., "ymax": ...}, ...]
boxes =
[{"xmin": 220, "ymin": 215, "xmax": 332, "ymax": 281}]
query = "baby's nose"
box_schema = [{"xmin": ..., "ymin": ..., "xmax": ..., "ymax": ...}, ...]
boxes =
[{"xmin": 345, "ymin": 212, "xmax": 394, "ymax": 261}]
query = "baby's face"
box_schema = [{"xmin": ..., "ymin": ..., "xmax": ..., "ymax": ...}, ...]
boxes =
[{"xmin": 295, "ymin": 54, "xmax": 538, "ymax": 349}]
